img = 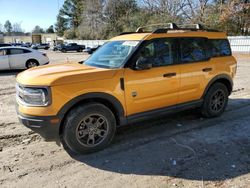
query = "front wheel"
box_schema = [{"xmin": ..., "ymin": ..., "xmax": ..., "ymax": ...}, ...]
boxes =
[
  {"xmin": 62, "ymin": 103, "xmax": 116, "ymax": 154},
  {"xmin": 201, "ymin": 83, "xmax": 229, "ymax": 118}
]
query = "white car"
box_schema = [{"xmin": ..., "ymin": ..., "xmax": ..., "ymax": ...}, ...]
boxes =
[{"xmin": 0, "ymin": 47, "xmax": 49, "ymax": 70}]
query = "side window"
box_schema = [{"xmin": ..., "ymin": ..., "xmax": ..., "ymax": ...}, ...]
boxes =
[
  {"xmin": 9, "ymin": 49, "xmax": 24, "ymax": 55},
  {"xmin": 210, "ymin": 39, "xmax": 231, "ymax": 57},
  {"xmin": 23, "ymin": 49, "xmax": 31, "ymax": 53},
  {"xmin": 0, "ymin": 49, "xmax": 7, "ymax": 56},
  {"xmin": 180, "ymin": 38, "xmax": 207, "ymax": 63},
  {"xmin": 137, "ymin": 38, "xmax": 174, "ymax": 67}
]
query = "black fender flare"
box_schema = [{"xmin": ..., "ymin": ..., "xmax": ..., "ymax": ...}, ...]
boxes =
[
  {"xmin": 57, "ymin": 92, "xmax": 126, "ymax": 125},
  {"xmin": 202, "ymin": 74, "xmax": 233, "ymax": 99}
]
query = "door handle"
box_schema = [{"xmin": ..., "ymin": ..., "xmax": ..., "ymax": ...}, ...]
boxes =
[
  {"xmin": 163, "ymin": 72, "xmax": 176, "ymax": 78},
  {"xmin": 202, "ymin": 67, "xmax": 212, "ymax": 72}
]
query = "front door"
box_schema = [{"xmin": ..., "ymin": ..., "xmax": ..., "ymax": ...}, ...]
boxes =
[
  {"xmin": 0, "ymin": 49, "xmax": 10, "ymax": 70},
  {"xmin": 124, "ymin": 38, "xmax": 180, "ymax": 116}
]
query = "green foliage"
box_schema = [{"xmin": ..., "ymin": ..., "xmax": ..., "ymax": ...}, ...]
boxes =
[
  {"xmin": 4, "ymin": 20, "xmax": 12, "ymax": 33},
  {"xmin": 46, "ymin": 25, "xmax": 55, "ymax": 33},
  {"xmin": 55, "ymin": 14, "xmax": 68, "ymax": 36},
  {"xmin": 64, "ymin": 29, "xmax": 77, "ymax": 39},
  {"xmin": 32, "ymin": 25, "xmax": 44, "ymax": 33}
]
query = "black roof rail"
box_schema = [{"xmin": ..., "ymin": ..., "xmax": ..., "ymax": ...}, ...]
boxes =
[
  {"xmin": 119, "ymin": 23, "xmax": 219, "ymax": 35},
  {"xmin": 119, "ymin": 32, "xmax": 137, "ymax": 35},
  {"xmin": 136, "ymin": 23, "xmax": 179, "ymax": 33}
]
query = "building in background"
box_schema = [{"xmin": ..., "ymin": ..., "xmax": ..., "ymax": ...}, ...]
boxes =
[
  {"xmin": 3, "ymin": 33, "xmax": 63, "ymax": 46},
  {"xmin": 0, "ymin": 34, "xmax": 3, "ymax": 43}
]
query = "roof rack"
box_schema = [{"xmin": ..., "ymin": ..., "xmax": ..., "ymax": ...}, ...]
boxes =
[{"xmin": 118, "ymin": 23, "xmax": 219, "ymax": 35}]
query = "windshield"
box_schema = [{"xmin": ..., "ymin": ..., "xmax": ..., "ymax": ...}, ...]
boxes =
[{"xmin": 84, "ymin": 40, "xmax": 139, "ymax": 68}]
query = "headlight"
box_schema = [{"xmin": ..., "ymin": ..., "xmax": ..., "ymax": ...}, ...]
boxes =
[{"xmin": 16, "ymin": 84, "xmax": 51, "ymax": 106}]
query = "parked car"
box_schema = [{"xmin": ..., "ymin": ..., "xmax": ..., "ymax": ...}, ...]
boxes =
[
  {"xmin": 53, "ymin": 43, "xmax": 65, "ymax": 51},
  {"xmin": 59, "ymin": 43, "xmax": 85, "ymax": 52},
  {"xmin": 83, "ymin": 45, "xmax": 101, "ymax": 54},
  {"xmin": 32, "ymin": 43, "xmax": 50, "ymax": 50},
  {"xmin": 11, "ymin": 43, "xmax": 23, "ymax": 47},
  {"xmin": 0, "ymin": 43, "xmax": 12, "ymax": 47},
  {"xmin": 0, "ymin": 46, "xmax": 49, "ymax": 70},
  {"xmin": 16, "ymin": 23, "xmax": 237, "ymax": 154},
  {"xmin": 21, "ymin": 42, "xmax": 32, "ymax": 48}
]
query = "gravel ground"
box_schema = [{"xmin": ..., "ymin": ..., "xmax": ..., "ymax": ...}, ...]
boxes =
[{"xmin": 0, "ymin": 51, "xmax": 250, "ymax": 188}]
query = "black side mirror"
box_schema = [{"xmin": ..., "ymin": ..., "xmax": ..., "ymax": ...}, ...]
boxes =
[{"xmin": 135, "ymin": 58, "xmax": 152, "ymax": 70}]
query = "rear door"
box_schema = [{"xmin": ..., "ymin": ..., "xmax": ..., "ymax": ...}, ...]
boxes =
[
  {"xmin": 0, "ymin": 49, "xmax": 10, "ymax": 70},
  {"xmin": 178, "ymin": 37, "xmax": 211, "ymax": 104},
  {"xmin": 7, "ymin": 48, "xmax": 29, "ymax": 69}
]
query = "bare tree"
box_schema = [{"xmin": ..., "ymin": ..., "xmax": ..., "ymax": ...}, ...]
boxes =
[
  {"xmin": 181, "ymin": 0, "xmax": 211, "ymax": 23},
  {"xmin": 78, "ymin": 0, "xmax": 105, "ymax": 39},
  {"xmin": 12, "ymin": 22, "xmax": 23, "ymax": 33}
]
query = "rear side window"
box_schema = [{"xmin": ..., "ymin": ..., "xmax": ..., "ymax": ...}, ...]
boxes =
[
  {"xmin": 210, "ymin": 39, "xmax": 231, "ymax": 57},
  {"xmin": 9, "ymin": 49, "xmax": 24, "ymax": 55},
  {"xmin": 23, "ymin": 49, "xmax": 31, "ymax": 53},
  {"xmin": 180, "ymin": 38, "xmax": 207, "ymax": 63}
]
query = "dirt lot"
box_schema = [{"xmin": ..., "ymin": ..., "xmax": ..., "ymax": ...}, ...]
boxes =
[{"xmin": 0, "ymin": 51, "xmax": 250, "ymax": 188}]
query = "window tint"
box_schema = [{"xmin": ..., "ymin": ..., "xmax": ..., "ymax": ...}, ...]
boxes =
[
  {"xmin": 0, "ymin": 49, "xmax": 7, "ymax": 56},
  {"xmin": 23, "ymin": 49, "xmax": 31, "ymax": 53},
  {"xmin": 180, "ymin": 38, "xmax": 207, "ymax": 63},
  {"xmin": 137, "ymin": 38, "xmax": 174, "ymax": 67},
  {"xmin": 9, "ymin": 49, "xmax": 24, "ymax": 55},
  {"xmin": 210, "ymin": 39, "xmax": 231, "ymax": 57}
]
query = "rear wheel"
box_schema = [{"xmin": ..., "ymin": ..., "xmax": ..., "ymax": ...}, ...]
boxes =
[
  {"xmin": 201, "ymin": 83, "xmax": 229, "ymax": 118},
  {"xmin": 26, "ymin": 60, "xmax": 39, "ymax": 69},
  {"xmin": 62, "ymin": 103, "xmax": 116, "ymax": 154}
]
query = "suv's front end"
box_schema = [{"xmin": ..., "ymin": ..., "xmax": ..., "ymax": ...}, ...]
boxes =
[{"xmin": 16, "ymin": 83, "xmax": 61, "ymax": 141}]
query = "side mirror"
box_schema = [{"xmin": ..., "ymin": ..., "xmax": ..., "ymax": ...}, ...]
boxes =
[{"xmin": 135, "ymin": 58, "xmax": 152, "ymax": 70}]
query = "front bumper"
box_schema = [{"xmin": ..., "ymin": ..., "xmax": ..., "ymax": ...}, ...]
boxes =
[{"xmin": 17, "ymin": 111, "xmax": 61, "ymax": 141}]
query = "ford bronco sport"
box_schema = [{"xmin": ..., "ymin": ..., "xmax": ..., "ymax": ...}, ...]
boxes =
[{"xmin": 16, "ymin": 23, "xmax": 237, "ymax": 154}]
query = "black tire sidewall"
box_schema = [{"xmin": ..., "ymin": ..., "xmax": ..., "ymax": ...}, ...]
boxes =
[
  {"xmin": 202, "ymin": 83, "xmax": 229, "ymax": 117},
  {"xmin": 26, "ymin": 60, "xmax": 38, "ymax": 68},
  {"xmin": 63, "ymin": 103, "xmax": 116, "ymax": 154}
]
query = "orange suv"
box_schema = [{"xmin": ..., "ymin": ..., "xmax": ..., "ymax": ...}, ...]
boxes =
[{"xmin": 16, "ymin": 23, "xmax": 237, "ymax": 153}]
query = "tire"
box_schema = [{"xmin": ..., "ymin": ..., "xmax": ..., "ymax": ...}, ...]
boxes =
[
  {"xmin": 201, "ymin": 82, "xmax": 229, "ymax": 118},
  {"xmin": 62, "ymin": 103, "xmax": 116, "ymax": 154},
  {"xmin": 61, "ymin": 49, "xmax": 67, "ymax": 53},
  {"xmin": 26, "ymin": 59, "xmax": 39, "ymax": 69}
]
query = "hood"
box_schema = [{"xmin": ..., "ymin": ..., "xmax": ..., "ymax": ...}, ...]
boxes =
[{"xmin": 16, "ymin": 63, "xmax": 117, "ymax": 86}]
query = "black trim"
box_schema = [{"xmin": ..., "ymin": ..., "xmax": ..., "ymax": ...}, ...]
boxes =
[
  {"xmin": 202, "ymin": 74, "xmax": 233, "ymax": 97},
  {"xmin": 127, "ymin": 100, "xmax": 203, "ymax": 124},
  {"xmin": 57, "ymin": 92, "xmax": 126, "ymax": 125},
  {"xmin": 17, "ymin": 111, "xmax": 61, "ymax": 141},
  {"xmin": 120, "ymin": 78, "xmax": 125, "ymax": 91}
]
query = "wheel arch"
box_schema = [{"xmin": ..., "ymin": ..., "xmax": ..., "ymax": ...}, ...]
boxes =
[
  {"xmin": 202, "ymin": 74, "xmax": 233, "ymax": 99},
  {"xmin": 26, "ymin": 59, "xmax": 39, "ymax": 67},
  {"xmin": 58, "ymin": 92, "xmax": 126, "ymax": 136}
]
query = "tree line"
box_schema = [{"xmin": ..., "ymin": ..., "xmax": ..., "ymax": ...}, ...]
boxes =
[
  {"xmin": 0, "ymin": 20, "xmax": 55, "ymax": 36},
  {"xmin": 55, "ymin": 0, "xmax": 250, "ymax": 39}
]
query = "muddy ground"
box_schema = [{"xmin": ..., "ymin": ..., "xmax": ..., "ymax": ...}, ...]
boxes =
[{"xmin": 0, "ymin": 51, "xmax": 250, "ymax": 188}]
